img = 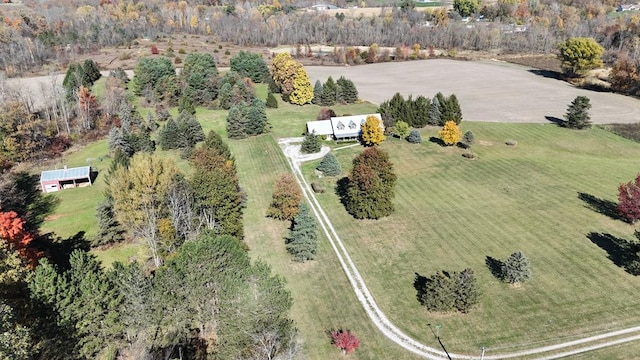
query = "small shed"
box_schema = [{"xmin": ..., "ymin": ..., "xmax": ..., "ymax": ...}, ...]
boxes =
[
  {"xmin": 306, "ymin": 120, "xmax": 334, "ymax": 138},
  {"xmin": 40, "ymin": 166, "xmax": 93, "ymax": 193}
]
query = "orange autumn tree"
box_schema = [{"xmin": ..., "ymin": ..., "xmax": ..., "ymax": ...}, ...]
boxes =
[{"xmin": 0, "ymin": 211, "xmax": 40, "ymax": 267}]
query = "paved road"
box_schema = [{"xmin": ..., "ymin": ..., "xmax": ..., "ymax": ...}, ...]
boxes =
[
  {"xmin": 280, "ymin": 138, "xmax": 640, "ymax": 359},
  {"xmin": 306, "ymin": 60, "xmax": 640, "ymax": 124}
]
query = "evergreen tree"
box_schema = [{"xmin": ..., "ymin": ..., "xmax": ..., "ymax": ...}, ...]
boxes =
[
  {"xmin": 429, "ymin": 94, "xmax": 442, "ymax": 125},
  {"xmin": 93, "ymin": 199, "xmax": 125, "ymax": 247},
  {"xmin": 82, "ymin": 59, "xmax": 102, "ymax": 85},
  {"xmin": 563, "ymin": 96, "xmax": 592, "ymax": 129},
  {"xmin": 132, "ymin": 128, "xmax": 156, "ymax": 153},
  {"xmin": 320, "ymin": 76, "xmax": 338, "ymax": 106},
  {"xmin": 410, "ymin": 95, "xmax": 430, "ymax": 127},
  {"xmin": 453, "ymin": 268, "xmax": 478, "ymax": 313},
  {"xmin": 108, "ymin": 127, "xmax": 133, "ymax": 155},
  {"xmin": 230, "ymin": 50, "xmax": 270, "ymax": 83},
  {"xmin": 226, "ymin": 104, "xmax": 248, "ymax": 139},
  {"xmin": 463, "ymin": 130, "xmax": 474, "ymax": 145},
  {"xmin": 336, "ymin": 76, "xmax": 358, "ymax": 103},
  {"xmin": 440, "ymin": 94, "xmax": 463, "ymax": 124},
  {"xmin": 301, "ymin": 131, "xmax": 321, "ymax": 154},
  {"xmin": 178, "ymin": 95, "xmax": 196, "ymax": 115},
  {"xmin": 317, "ymin": 152, "xmax": 342, "ymax": 176},
  {"xmin": 266, "ymin": 92, "xmax": 278, "ymax": 108},
  {"xmin": 203, "ymin": 130, "xmax": 232, "ymax": 160},
  {"xmin": 406, "ymin": 129, "xmax": 422, "ymax": 144},
  {"xmin": 218, "ymin": 82, "xmax": 234, "ymax": 110},
  {"xmin": 502, "ymin": 252, "xmax": 532, "ymax": 284},
  {"xmin": 285, "ymin": 203, "xmax": 318, "ymax": 262},
  {"xmin": 419, "ymin": 271, "xmax": 456, "ymax": 312},
  {"xmin": 177, "ymin": 111, "xmax": 205, "ymax": 148},
  {"xmin": 158, "ymin": 118, "xmax": 180, "ymax": 150},
  {"xmin": 181, "ymin": 53, "xmax": 218, "ymax": 106},
  {"xmin": 246, "ymin": 99, "xmax": 268, "ymax": 136},
  {"xmin": 312, "ymin": 80, "xmax": 323, "ymax": 105}
]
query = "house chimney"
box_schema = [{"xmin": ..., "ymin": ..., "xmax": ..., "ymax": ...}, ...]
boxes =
[{"xmin": 64, "ymin": 165, "xmax": 67, "ymax": 170}]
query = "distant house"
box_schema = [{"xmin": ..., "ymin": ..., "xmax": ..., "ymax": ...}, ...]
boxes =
[
  {"xmin": 310, "ymin": 3, "xmax": 340, "ymax": 10},
  {"xmin": 306, "ymin": 114, "xmax": 383, "ymax": 141},
  {"xmin": 618, "ymin": 3, "xmax": 640, "ymax": 11},
  {"xmin": 40, "ymin": 166, "xmax": 93, "ymax": 193}
]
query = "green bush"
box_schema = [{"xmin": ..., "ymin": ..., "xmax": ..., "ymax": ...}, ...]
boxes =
[
  {"xmin": 230, "ymin": 51, "xmax": 270, "ymax": 83},
  {"xmin": 266, "ymin": 92, "xmax": 278, "ymax": 108},
  {"xmin": 301, "ymin": 132, "xmax": 321, "ymax": 154}
]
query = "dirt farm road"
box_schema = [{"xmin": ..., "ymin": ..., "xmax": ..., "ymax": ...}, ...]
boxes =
[{"xmin": 305, "ymin": 59, "xmax": 640, "ymax": 124}]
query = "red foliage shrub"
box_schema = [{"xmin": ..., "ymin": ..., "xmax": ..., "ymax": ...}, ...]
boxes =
[
  {"xmin": 331, "ymin": 329, "xmax": 360, "ymax": 354},
  {"xmin": 151, "ymin": 45, "xmax": 159, "ymax": 55},
  {"xmin": 316, "ymin": 108, "xmax": 336, "ymax": 120},
  {"xmin": 48, "ymin": 135, "xmax": 72, "ymax": 156},
  {"xmin": 0, "ymin": 211, "xmax": 41, "ymax": 267},
  {"xmin": 618, "ymin": 173, "xmax": 640, "ymax": 223}
]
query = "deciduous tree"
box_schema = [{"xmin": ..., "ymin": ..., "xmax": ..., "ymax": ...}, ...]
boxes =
[
  {"xmin": 109, "ymin": 153, "xmax": 179, "ymax": 267},
  {"xmin": 267, "ymin": 174, "xmax": 302, "ymax": 221},
  {"xmin": 289, "ymin": 67, "xmax": 314, "ymax": 105},
  {"xmin": 557, "ymin": 37, "xmax": 604, "ymax": 76},
  {"xmin": 439, "ymin": 120, "xmax": 461, "ymax": 145},
  {"xmin": 345, "ymin": 147, "xmax": 396, "ymax": 219},
  {"xmin": 618, "ymin": 173, "xmax": 640, "ymax": 223},
  {"xmin": 360, "ymin": 115, "xmax": 385, "ymax": 146},
  {"xmin": 331, "ymin": 330, "xmax": 360, "ymax": 354}
]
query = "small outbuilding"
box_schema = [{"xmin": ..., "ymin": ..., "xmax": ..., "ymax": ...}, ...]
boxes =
[{"xmin": 40, "ymin": 166, "xmax": 93, "ymax": 193}]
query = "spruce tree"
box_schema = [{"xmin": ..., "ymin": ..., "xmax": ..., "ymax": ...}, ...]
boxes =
[
  {"xmin": 246, "ymin": 99, "xmax": 268, "ymax": 136},
  {"xmin": 406, "ymin": 129, "xmax": 422, "ymax": 144},
  {"xmin": 564, "ymin": 96, "xmax": 592, "ymax": 129},
  {"xmin": 203, "ymin": 130, "xmax": 232, "ymax": 160},
  {"xmin": 336, "ymin": 76, "xmax": 358, "ymax": 103},
  {"xmin": 178, "ymin": 111, "xmax": 205, "ymax": 148},
  {"xmin": 226, "ymin": 103, "xmax": 248, "ymax": 139},
  {"xmin": 320, "ymin": 76, "xmax": 337, "ymax": 106},
  {"xmin": 312, "ymin": 80, "xmax": 323, "ymax": 105},
  {"xmin": 301, "ymin": 131, "xmax": 321, "ymax": 154},
  {"xmin": 453, "ymin": 268, "xmax": 478, "ymax": 313},
  {"xmin": 266, "ymin": 92, "xmax": 278, "ymax": 108},
  {"xmin": 108, "ymin": 127, "xmax": 133, "ymax": 155},
  {"xmin": 218, "ymin": 82, "xmax": 234, "ymax": 110},
  {"xmin": 178, "ymin": 95, "xmax": 196, "ymax": 115},
  {"xmin": 429, "ymin": 94, "xmax": 442, "ymax": 125},
  {"xmin": 411, "ymin": 95, "xmax": 430, "ymax": 127},
  {"xmin": 316, "ymin": 152, "xmax": 342, "ymax": 176},
  {"xmin": 502, "ymin": 252, "xmax": 532, "ymax": 284},
  {"xmin": 93, "ymin": 199, "xmax": 125, "ymax": 247},
  {"xmin": 441, "ymin": 94, "xmax": 463, "ymax": 124},
  {"xmin": 285, "ymin": 203, "xmax": 318, "ymax": 262},
  {"xmin": 158, "ymin": 118, "xmax": 180, "ymax": 150}
]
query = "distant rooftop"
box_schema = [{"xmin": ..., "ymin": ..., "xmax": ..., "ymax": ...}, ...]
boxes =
[{"xmin": 40, "ymin": 166, "xmax": 91, "ymax": 182}]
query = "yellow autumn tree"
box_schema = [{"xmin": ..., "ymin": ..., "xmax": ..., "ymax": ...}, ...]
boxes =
[
  {"xmin": 271, "ymin": 53, "xmax": 300, "ymax": 96},
  {"xmin": 439, "ymin": 120, "xmax": 461, "ymax": 146},
  {"xmin": 289, "ymin": 67, "xmax": 313, "ymax": 105},
  {"xmin": 361, "ymin": 115, "xmax": 385, "ymax": 146}
]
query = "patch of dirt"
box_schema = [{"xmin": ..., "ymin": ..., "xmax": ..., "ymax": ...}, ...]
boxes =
[
  {"xmin": 45, "ymin": 214, "xmax": 63, "ymax": 221},
  {"xmin": 478, "ymin": 140, "xmax": 494, "ymax": 146},
  {"xmin": 497, "ymin": 54, "xmax": 562, "ymax": 73}
]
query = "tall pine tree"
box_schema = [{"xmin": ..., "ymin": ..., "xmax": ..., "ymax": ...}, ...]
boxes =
[{"xmin": 285, "ymin": 203, "xmax": 318, "ymax": 262}]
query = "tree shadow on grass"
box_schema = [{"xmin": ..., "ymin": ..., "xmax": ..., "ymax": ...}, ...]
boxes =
[
  {"xmin": 587, "ymin": 232, "xmax": 640, "ymax": 275},
  {"xmin": 578, "ymin": 192, "xmax": 624, "ymax": 222},
  {"xmin": 545, "ymin": 116, "xmax": 565, "ymax": 127},
  {"xmin": 429, "ymin": 136, "xmax": 446, "ymax": 146},
  {"xmin": 413, "ymin": 272, "xmax": 427, "ymax": 305},
  {"xmin": 485, "ymin": 256, "xmax": 505, "ymax": 281},
  {"xmin": 335, "ymin": 176, "xmax": 349, "ymax": 208}
]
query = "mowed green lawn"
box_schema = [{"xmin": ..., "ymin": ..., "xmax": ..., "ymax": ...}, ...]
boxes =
[
  {"xmin": 303, "ymin": 123, "xmax": 640, "ymax": 354},
  {"xmin": 39, "ymin": 83, "xmax": 640, "ymax": 358}
]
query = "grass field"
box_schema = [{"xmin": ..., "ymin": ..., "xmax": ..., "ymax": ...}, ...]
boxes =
[
  {"xmin": 38, "ymin": 82, "xmax": 640, "ymax": 358},
  {"xmin": 302, "ymin": 123, "xmax": 640, "ymax": 355}
]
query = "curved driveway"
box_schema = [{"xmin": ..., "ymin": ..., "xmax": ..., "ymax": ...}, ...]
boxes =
[{"xmin": 306, "ymin": 60, "xmax": 640, "ymax": 124}]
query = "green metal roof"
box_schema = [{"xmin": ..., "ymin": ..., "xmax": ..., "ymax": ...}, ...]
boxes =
[{"xmin": 40, "ymin": 166, "xmax": 90, "ymax": 182}]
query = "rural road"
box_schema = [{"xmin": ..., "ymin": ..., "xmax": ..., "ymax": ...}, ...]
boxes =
[
  {"xmin": 5, "ymin": 59, "xmax": 640, "ymax": 125},
  {"xmin": 279, "ymin": 137, "xmax": 640, "ymax": 360}
]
